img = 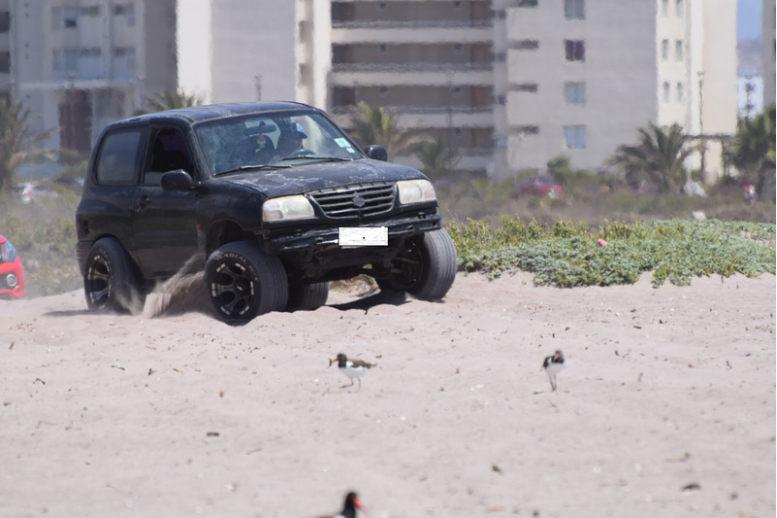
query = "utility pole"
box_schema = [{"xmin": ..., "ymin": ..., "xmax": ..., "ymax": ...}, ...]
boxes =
[{"xmin": 697, "ymin": 71, "xmax": 705, "ymax": 180}]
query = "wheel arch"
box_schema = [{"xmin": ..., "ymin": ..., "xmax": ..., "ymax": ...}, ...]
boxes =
[{"xmin": 205, "ymin": 220, "xmax": 254, "ymax": 257}]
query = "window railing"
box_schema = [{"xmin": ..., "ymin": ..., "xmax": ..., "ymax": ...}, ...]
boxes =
[
  {"xmin": 332, "ymin": 20, "xmax": 492, "ymax": 30},
  {"xmin": 331, "ymin": 104, "xmax": 495, "ymax": 115},
  {"xmin": 331, "ymin": 62, "xmax": 493, "ymax": 72}
]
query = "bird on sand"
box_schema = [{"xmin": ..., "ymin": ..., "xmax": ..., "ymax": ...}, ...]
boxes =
[
  {"xmin": 316, "ymin": 491, "xmax": 365, "ymax": 518},
  {"xmin": 329, "ymin": 353, "xmax": 375, "ymax": 389},
  {"xmin": 542, "ymin": 349, "xmax": 566, "ymax": 391}
]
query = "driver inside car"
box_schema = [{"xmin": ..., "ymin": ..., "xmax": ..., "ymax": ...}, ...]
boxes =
[{"xmin": 275, "ymin": 122, "xmax": 308, "ymax": 159}]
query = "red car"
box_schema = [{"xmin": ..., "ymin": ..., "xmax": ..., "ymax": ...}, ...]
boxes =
[
  {"xmin": 517, "ymin": 175, "xmax": 564, "ymax": 199},
  {"xmin": 0, "ymin": 234, "xmax": 25, "ymax": 298}
]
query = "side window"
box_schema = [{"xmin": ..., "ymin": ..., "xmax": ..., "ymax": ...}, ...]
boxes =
[
  {"xmin": 144, "ymin": 127, "xmax": 193, "ymax": 185},
  {"xmin": 96, "ymin": 129, "xmax": 142, "ymax": 185}
]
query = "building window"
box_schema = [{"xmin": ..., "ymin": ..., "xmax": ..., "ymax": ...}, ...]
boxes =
[
  {"xmin": 564, "ymin": 125, "xmax": 586, "ymax": 148},
  {"xmin": 114, "ymin": 4, "xmax": 135, "ymax": 26},
  {"xmin": 332, "ymin": 87, "xmax": 356, "ymax": 107},
  {"xmin": 0, "ymin": 51, "xmax": 9, "ymax": 73},
  {"xmin": 676, "ymin": 0, "xmax": 684, "ymax": 16},
  {"xmin": 661, "ymin": 39, "xmax": 669, "ymax": 60},
  {"xmin": 63, "ymin": 7, "xmax": 79, "ymax": 28},
  {"xmin": 53, "ymin": 47, "xmax": 101, "ymax": 78},
  {"xmin": 675, "ymin": 40, "xmax": 683, "ymax": 60},
  {"xmin": 564, "ymin": 82, "xmax": 586, "ymax": 105},
  {"xmin": 54, "ymin": 5, "xmax": 99, "ymax": 29},
  {"xmin": 676, "ymin": 82, "xmax": 684, "ymax": 102},
  {"xmin": 511, "ymin": 125, "xmax": 540, "ymax": 135},
  {"xmin": 565, "ymin": 40, "xmax": 585, "ymax": 61},
  {"xmin": 662, "ymin": 81, "xmax": 670, "ymax": 102},
  {"xmin": 564, "ymin": 0, "xmax": 585, "ymax": 20},
  {"xmin": 0, "ymin": 12, "xmax": 10, "ymax": 33},
  {"xmin": 516, "ymin": 0, "xmax": 539, "ymax": 6},
  {"xmin": 493, "ymin": 95, "xmax": 506, "ymax": 105},
  {"xmin": 661, "ymin": 0, "xmax": 669, "ymax": 16},
  {"xmin": 510, "ymin": 40, "xmax": 540, "ymax": 50},
  {"xmin": 510, "ymin": 83, "xmax": 539, "ymax": 92}
]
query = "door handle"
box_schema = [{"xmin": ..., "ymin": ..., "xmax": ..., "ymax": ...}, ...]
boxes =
[{"xmin": 132, "ymin": 194, "xmax": 150, "ymax": 212}]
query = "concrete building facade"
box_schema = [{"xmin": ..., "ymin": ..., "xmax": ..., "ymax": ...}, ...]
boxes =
[
  {"xmin": 8, "ymin": 0, "xmax": 739, "ymax": 183},
  {"xmin": 763, "ymin": 0, "xmax": 776, "ymax": 108}
]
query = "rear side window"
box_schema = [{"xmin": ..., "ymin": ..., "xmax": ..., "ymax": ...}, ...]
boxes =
[{"xmin": 96, "ymin": 129, "xmax": 142, "ymax": 185}]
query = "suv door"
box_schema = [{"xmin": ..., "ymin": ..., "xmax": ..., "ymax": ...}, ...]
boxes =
[
  {"xmin": 87, "ymin": 125, "xmax": 146, "ymax": 258},
  {"xmin": 131, "ymin": 125, "xmax": 200, "ymax": 278}
]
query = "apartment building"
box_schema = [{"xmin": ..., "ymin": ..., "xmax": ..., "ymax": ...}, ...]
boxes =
[
  {"xmin": 10, "ymin": 0, "xmax": 737, "ymax": 183},
  {"xmin": 11, "ymin": 0, "xmax": 180, "ymax": 155},
  {"xmin": 10, "ymin": 0, "xmax": 299, "ymax": 155},
  {"xmin": 315, "ymin": 0, "xmax": 736, "ymax": 181},
  {"xmin": 492, "ymin": 0, "xmax": 735, "ymax": 181},
  {"xmin": 325, "ymin": 1, "xmax": 495, "ymax": 172},
  {"xmin": 764, "ymin": 0, "xmax": 776, "ymax": 108}
]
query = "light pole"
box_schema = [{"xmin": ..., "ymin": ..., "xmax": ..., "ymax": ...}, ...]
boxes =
[{"xmin": 697, "ymin": 71, "xmax": 705, "ymax": 180}]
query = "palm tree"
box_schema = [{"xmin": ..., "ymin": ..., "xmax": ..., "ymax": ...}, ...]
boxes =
[
  {"xmin": 727, "ymin": 104, "xmax": 775, "ymax": 197},
  {"xmin": 412, "ymin": 138, "xmax": 460, "ymax": 180},
  {"xmin": 0, "ymin": 100, "xmax": 57, "ymax": 194},
  {"xmin": 348, "ymin": 101, "xmax": 429, "ymax": 161},
  {"xmin": 139, "ymin": 88, "xmax": 204, "ymax": 114},
  {"xmin": 607, "ymin": 122, "xmax": 696, "ymax": 194}
]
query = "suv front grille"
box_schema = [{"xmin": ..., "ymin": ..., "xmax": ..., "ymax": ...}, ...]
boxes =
[{"xmin": 309, "ymin": 182, "xmax": 395, "ymax": 219}]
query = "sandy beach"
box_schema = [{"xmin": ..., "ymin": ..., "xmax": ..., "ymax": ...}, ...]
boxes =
[{"xmin": 1, "ymin": 271, "xmax": 774, "ymax": 517}]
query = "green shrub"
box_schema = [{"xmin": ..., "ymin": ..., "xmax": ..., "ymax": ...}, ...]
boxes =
[{"xmin": 448, "ymin": 217, "xmax": 775, "ymax": 288}]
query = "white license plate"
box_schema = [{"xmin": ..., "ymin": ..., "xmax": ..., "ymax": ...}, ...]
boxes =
[{"xmin": 338, "ymin": 227, "xmax": 388, "ymax": 247}]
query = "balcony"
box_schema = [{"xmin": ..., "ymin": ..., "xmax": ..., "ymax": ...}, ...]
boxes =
[
  {"xmin": 332, "ymin": 25, "xmax": 493, "ymax": 45},
  {"xmin": 331, "ymin": 62, "xmax": 493, "ymax": 73},
  {"xmin": 332, "ymin": 109, "xmax": 493, "ymax": 130},
  {"xmin": 332, "ymin": 20, "xmax": 491, "ymax": 30},
  {"xmin": 330, "ymin": 67, "xmax": 494, "ymax": 89}
]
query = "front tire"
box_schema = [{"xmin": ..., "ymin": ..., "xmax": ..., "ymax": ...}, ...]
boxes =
[
  {"xmin": 205, "ymin": 241, "xmax": 288, "ymax": 324},
  {"xmin": 286, "ymin": 282, "xmax": 330, "ymax": 311},
  {"xmin": 377, "ymin": 228, "xmax": 457, "ymax": 301},
  {"xmin": 84, "ymin": 237, "xmax": 144, "ymax": 313}
]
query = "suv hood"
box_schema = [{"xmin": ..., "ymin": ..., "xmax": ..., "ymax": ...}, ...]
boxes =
[{"xmin": 216, "ymin": 158, "xmax": 427, "ymax": 199}]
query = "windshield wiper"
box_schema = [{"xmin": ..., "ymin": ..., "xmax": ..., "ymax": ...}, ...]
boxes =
[
  {"xmin": 279, "ymin": 156, "xmax": 353, "ymax": 162},
  {"xmin": 216, "ymin": 163, "xmax": 292, "ymax": 176}
]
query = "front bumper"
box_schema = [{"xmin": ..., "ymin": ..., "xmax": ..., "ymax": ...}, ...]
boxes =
[
  {"xmin": 0, "ymin": 268, "xmax": 25, "ymax": 298},
  {"xmin": 261, "ymin": 211, "xmax": 442, "ymax": 255}
]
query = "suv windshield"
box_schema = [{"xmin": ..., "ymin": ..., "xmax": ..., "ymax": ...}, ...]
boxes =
[{"xmin": 195, "ymin": 110, "xmax": 363, "ymax": 176}]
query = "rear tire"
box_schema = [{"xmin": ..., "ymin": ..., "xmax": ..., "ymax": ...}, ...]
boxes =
[
  {"xmin": 377, "ymin": 228, "xmax": 457, "ymax": 301},
  {"xmin": 205, "ymin": 240, "xmax": 288, "ymax": 324},
  {"xmin": 84, "ymin": 237, "xmax": 145, "ymax": 313},
  {"xmin": 286, "ymin": 282, "xmax": 330, "ymax": 311}
]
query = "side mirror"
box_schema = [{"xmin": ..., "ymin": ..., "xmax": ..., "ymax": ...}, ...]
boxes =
[
  {"xmin": 365, "ymin": 145, "xmax": 388, "ymax": 162},
  {"xmin": 160, "ymin": 170, "xmax": 195, "ymax": 191}
]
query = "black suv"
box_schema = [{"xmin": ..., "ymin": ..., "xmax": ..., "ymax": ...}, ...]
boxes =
[{"xmin": 76, "ymin": 101, "xmax": 457, "ymax": 323}]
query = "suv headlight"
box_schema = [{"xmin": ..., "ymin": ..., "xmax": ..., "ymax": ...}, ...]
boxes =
[
  {"xmin": 263, "ymin": 195, "xmax": 315, "ymax": 222},
  {"xmin": 397, "ymin": 179, "xmax": 436, "ymax": 205}
]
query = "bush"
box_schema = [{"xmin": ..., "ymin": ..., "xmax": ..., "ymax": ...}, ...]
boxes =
[
  {"xmin": 1, "ymin": 195, "xmax": 81, "ymax": 297},
  {"xmin": 448, "ymin": 217, "xmax": 776, "ymax": 288}
]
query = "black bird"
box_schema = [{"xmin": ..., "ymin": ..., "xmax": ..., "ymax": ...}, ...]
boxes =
[
  {"xmin": 317, "ymin": 491, "xmax": 365, "ymax": 518},
  {"xmin": 542, "ymin": 349, "xmax": 566, "ymax": 391},
  {"xmin": 329, "ymin": 353, "xmax": 375, "ymax": 389}
]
